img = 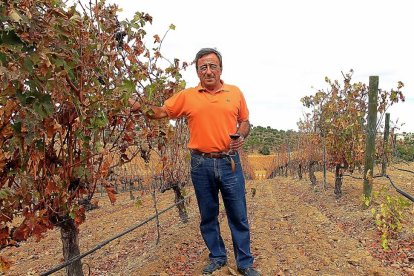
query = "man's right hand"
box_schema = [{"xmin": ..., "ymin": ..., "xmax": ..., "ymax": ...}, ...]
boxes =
[
  {"xmin": 128, "ymin": 98, "xmax": 169, "ymax": 119},
  {"xmin": 128, "ymin": 98, "xmax": 141, "ymax": 113}
]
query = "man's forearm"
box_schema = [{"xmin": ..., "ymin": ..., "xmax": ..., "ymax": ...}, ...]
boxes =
[
  {"xmin": 237, "ymin": 120, "xmax": 251, "ymax": 139},
  {"xmin": 145, "ymin": 105, "xmax": 168, "ymax": 119},
  {"xmin": 128, "ymin": 98, "xmax": 168, "ymax": 119}
]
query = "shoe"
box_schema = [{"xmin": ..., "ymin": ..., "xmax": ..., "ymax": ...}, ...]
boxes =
[
  {"xmin": 237, "ymin": 266, "xmax": 261, "ymax": 276},
  {"xmin": 202, "ymin": 260, "xmax": 227, "ymax": 274}
]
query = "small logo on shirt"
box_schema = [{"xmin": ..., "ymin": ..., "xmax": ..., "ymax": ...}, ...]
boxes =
[{"xmin": 226, "ymin": 98, "xmax": 230, "ymax": 102}]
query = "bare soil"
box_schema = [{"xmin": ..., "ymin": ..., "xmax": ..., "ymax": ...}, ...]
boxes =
[{"xmin": 1, "ymin": 163, "xmax": 414, "ymax": 276}]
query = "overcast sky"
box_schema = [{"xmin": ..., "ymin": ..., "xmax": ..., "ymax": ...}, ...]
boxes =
[{"xmin": 106, "ymin": 0, "xmax": 413, "ymax": 133}]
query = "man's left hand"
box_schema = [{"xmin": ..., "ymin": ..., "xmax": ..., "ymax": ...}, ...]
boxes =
[{"xmin": 230, "ymin": 135, "xmax": 244, "ymax": 151}]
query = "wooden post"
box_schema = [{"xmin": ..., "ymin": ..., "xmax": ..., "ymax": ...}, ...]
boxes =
[
  {"xmin": 392, "ymin": 129, "xmax": 397, "ymax": 157},
  {"xmin": 381, "ymin": 113, "xmax": 390, "ymax": 176},
  {"xmin": 363, "ymin": 76, "xmax": 379, "ymax": 200}
]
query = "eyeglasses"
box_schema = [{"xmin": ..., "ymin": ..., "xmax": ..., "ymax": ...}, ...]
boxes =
[{"xmin": 198, "ymin": 63, "xmax": 220, "ymax": 73}]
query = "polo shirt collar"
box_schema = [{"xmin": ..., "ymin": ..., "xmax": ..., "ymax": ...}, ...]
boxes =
[{"xmin": 196, "ymin": 80, "xmax": 230, "ymax": 93}]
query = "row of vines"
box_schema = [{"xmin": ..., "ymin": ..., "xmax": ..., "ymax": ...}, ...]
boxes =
[
  {"xmin": 265, "ymin": 70, "xmax": 404, "ymax": 195},
  {"xmin": 263, "ymin": 71, "xmax": 412, "ymax": 250}
]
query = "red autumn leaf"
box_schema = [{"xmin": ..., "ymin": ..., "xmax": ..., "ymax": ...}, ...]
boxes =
[
  {"xmin": 74, "ymin": 206, "xmax": 86, "ymax": 226},
  {"xmin": 0, "ymin": 151, "xmax": 7, "ymax": 171},
  {"xmin": 123, "ymin": 133, "xmax": 134, "ymax": 143},
  {"xmin": 12, "ymin": 223, "xmax": 30, "ymax": 242},
  {"xmin": 38, "ymin": 63, "xmax": 49, "ymax": 76},
  {"xmin": 44, "ymin": 118, "xmax": 61, "ymax": 139},
  {"xmin": 127, "ymin": 53, "xmax": 137, "ymax": 63},
  {"xmin": 0, "ymin": 227, "xmax": 9, "ymax": 246},
  {"xmin": 0, "ymin": 125, "xmax": 13, "ymax": 138},
  {"xmin": 126, "ymin": 120, "xmax": 134, "ymax": 131},
  {"xmin": 105, "ymin": 186, "xmax": 117, "ymax": 205},
  {"xmin": 24, "ymin": 213, "xmax": 37, "ymax": 230},
  {"xmin": 100, "ymin": 158, "xmax": 111, "ymax": 177},
  {"xmin": 32, "ymin": 223, "xmax": 48, "ymax": 242},
  {"xmin": 0, "ymin": 100, "xmax": 17, "ymax": 120},
  {"xmin": 45, "ymin": 180, "xmax": 59, "ymax": 196},
  {"xmin": 153, "ymin": 34, "xmax": 160, "ymax": 43}
]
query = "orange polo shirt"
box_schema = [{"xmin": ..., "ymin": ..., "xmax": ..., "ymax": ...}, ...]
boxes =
[{"xmin": 163, "ymin": 82, "xmax": 249, "ymax": 153}]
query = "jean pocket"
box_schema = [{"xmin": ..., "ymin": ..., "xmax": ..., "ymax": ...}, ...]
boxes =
[{"xmin": 190, "ymin": 155, "xmax": 204, "ymax": 172}]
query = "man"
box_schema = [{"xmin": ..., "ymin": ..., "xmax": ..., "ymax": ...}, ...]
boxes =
[{"xmin": 129, "ymin": 48, "xmax": 259, "ymax": 276}]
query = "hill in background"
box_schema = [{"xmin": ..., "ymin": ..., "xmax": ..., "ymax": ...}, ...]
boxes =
[
  {"xmin": 245, "ymin": 125, "xmax": 414, "ymax": 161},
  {"xmin": 243, "ymin": 125, "xmax": 298, "ymax": 155}
]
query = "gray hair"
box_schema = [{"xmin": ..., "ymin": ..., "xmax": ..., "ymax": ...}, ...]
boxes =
[{"xmin": 194, "ymin": 48, "xmax": 223, "ymax": 70}]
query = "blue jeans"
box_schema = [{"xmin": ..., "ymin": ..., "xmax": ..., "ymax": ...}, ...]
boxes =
[{"xmin": 190, "ymin": 152, "xmax": 254, "ymax": 269}]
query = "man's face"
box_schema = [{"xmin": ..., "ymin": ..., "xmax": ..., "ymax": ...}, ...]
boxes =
[{"xmin": 196, "ymin": 53, "xmax": 222, "ymax": 91}]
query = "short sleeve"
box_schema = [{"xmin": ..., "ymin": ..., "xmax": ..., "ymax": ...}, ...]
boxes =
[{"xmin": 163, "ymin": 90, "xmax": 187, "ymax": 119}]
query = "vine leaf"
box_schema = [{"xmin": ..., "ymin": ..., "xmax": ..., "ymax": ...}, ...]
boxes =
[{"xmin": 105, "ymin": 186, "xmax": 117, "ymax": 205}]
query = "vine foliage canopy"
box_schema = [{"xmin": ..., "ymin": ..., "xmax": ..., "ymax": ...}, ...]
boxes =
[{"xmin": 0, "ymin": 0, "xmax": 187, "ymax": 271}]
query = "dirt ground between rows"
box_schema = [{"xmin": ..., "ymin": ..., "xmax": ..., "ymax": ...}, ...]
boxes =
[{"xmin": 1, "ymin": 163, "xmax": 414, "ymax": 276}]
